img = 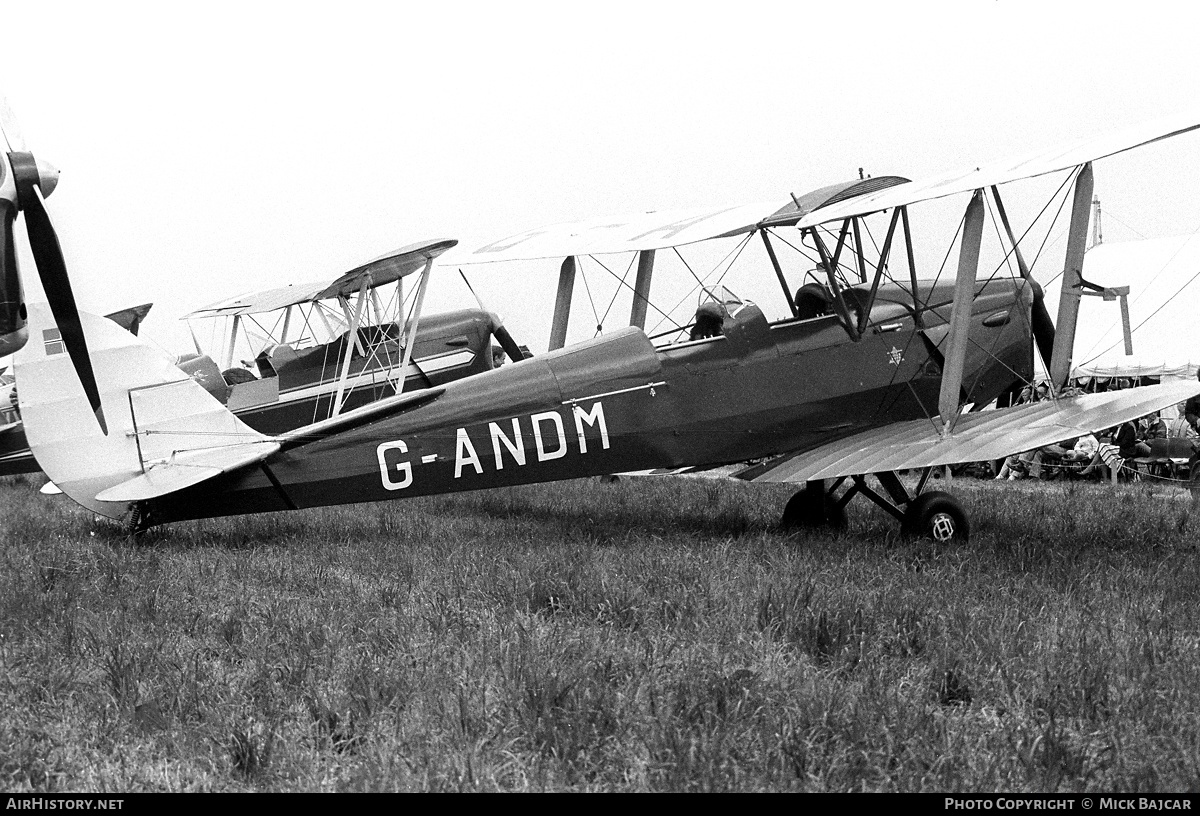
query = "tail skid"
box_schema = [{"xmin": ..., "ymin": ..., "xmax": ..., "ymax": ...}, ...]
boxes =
[{"xmin": 16, "ymin": 304, "xmax": 272, "ymax": 519}]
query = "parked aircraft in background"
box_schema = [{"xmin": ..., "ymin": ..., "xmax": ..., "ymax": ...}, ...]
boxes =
[{"xmin": 177, "ymin": 242, "xmax": 526, "ymax": 435}]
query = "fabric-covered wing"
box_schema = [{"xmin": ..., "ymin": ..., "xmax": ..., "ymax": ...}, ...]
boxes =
[
  {"xmin": 186, "ymin": 239, "xmax": 457, "ymax": 318},
  {"xmin": 796, "ymin": 109, "xmax": 1200, "ymax": 228},
  {"xmin": 448, "ymin": 179, "xmax": 910, "ymax": 265},
  {"xmin": 448, "ymin": 202, "xmax": 782, "ymax": 265},
  {"xmin": 741, "ymin": 381, "xmax": 1200, "ymax": 484},
  {"xmin": 186, "ymin": 279, "xmax": 337, "ymax": 319},
  {"xmin": 314, "ymin": 238, "xmax": 456, "ymax": 300}
]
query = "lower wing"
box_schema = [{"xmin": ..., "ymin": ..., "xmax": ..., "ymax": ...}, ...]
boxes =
[{"xmin": 738, "ymin": 381, "xmax": 1200, "ymax": 484}]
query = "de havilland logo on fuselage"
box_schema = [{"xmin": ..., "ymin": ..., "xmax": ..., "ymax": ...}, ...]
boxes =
[{"xmin": 376, "ymin": 400, "xmax": 611, "ymax": 491}]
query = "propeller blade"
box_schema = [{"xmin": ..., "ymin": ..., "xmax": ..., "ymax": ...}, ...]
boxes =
[
  {"xmin": 23, "ymin": 185, "xmax": 107, "ymax": 434},
  {"xmin": 0, "ymin": 201, "xmax": 28, "ymax": 357},
  {"xmin": 492, "ymin": 323, "xmax": 525, "ymax": 363},
  {"xmin": 0, "ymin": 97, "xmax": 27, "ymax": 152},
  {"xmin": 460, "ymin": 269, "xmax": 525, "ymax": 362},
  {"xmin": 1030, "ymin": 284, "xmax": 1056, "ymax": 370}
]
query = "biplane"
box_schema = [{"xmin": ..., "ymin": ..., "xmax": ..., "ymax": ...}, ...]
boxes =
[
  {"xmin": 7, "ymin": 97, "xmax": 1200, "ymax": 540},
  {"xmin": 177, "ymin": 243, "xmax": 525, "ymax": 435}
]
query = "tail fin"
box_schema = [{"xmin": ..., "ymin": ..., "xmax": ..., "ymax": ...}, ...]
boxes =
[{"xmin": 15, "ymin": 303, "xmax": 271, "ymax": 519}]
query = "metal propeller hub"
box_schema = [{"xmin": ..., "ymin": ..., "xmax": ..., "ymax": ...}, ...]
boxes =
[{"xmin": 7, "ymin": 151, "xmax": 59, "ymax": 206}]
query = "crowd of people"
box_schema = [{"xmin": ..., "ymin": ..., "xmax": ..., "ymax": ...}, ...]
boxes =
[{"xmin": 991, "ymin": 374, "xmax": 1200, "ymax": 483}]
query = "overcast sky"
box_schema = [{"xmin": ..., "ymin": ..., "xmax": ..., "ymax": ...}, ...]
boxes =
[{"xmin": 3, "ymin": 0, "xmax": 1200, "ymax": 355}]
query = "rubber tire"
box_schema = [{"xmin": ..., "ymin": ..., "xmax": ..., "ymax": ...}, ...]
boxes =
[
  {"xmin": 901, "ymin": 490, "xmax": 969, "ymax": 544},
  {"xmin": 781, "ymin": 482, "xmax": 847, "ymax": 531}
]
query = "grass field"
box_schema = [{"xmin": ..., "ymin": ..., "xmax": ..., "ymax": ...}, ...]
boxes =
[{"xmin": 2, "ymin": 472, "xmax": 1199, "ymax": 792}]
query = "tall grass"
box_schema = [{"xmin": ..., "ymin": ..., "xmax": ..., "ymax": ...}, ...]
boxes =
[{"xmin": 1, "ymin": 473, "xmax": 1198, "ymax": 791}]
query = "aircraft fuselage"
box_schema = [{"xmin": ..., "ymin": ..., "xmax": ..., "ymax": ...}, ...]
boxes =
[{"xmin": 141, "ymin": 280, "xmax": 1032, "ymax": 525}]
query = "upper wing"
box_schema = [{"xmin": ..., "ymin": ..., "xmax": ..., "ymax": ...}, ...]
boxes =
[
  {"xmin": 451, "ymin": 110, "xmax": 1200, "ymax": 264},
  {"xmin": 797, "ymin": 109, "xmax": 1200, "ymax": 228},
  {"xmin": 185, "ymin": 239, "xmax": 457, "ymax": 319},
  {"xmin": 739, "ymin": 381, "xmax": 1200, "ymax": 484},
  {"xmin": 448, "ymin": 178, "xmax": 913, "ymax": 265},
  {"xmin": 448, "ymin": 202, "xmax": 781, "ymax": 265}
]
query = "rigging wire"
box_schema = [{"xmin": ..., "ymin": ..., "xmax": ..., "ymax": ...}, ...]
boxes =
[
  {"xmin": 586, "ymin": 254, "xmax": 683, "ymax": 333},
  {"xmin": 574, "ymin": 256, "xmax": 602, "ymax": 336},
  {"xmin": 644, "ymin": 232, "xmax": 755, "ymax": 337},
  {"xmin": 596, "ymin": 253, "xmax": 639, "ymax": 328}
]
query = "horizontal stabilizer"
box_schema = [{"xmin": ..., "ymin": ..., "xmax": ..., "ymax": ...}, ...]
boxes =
[
  {"xmin": 96, "ymin": 440, "xmax": 281, "ymax": 502},
  {"xmin": 742, "ymin": 381, "xmax": 1200, "ymax": 484},
  {"xmin": 16, "ymin": 303, "xmax": 277, "ymax": 519},
  {"xmin": 276, "ymin": 385, "xmax": 444, "ymax": 451}
]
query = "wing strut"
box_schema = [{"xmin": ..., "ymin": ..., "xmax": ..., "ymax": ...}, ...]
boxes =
[
  {"xmin": 394, "ymin": 256, "xmax": 433, "ymax": 396},
  {"xmin": 899, "ymin": 207, "xmax": 925, "ymax": 328},
  {"xmin": 806, "ymin": 224, "xmax": 860, "ymax": 341},
  {"xmin": 224, "ymin": 314, "xmax": 240, "ymax": 370},
  {"xmin": 760, "ymin": 230, "xmax": 800, "ymax": 318},
  {"xmin": 938, "ymin": 189, "xmax": 985, "ymax": 434},
  {"xmin": 855, "ymin": 208, "xmax": 902, "ymax": 336},
  {"xmin": 1049, "ymin": 162, "xmax": 1094, "ymax": 391},
  {"xmin": 331, "ymin": 274, "xmax": 370, "ymax": 417},
  {"xmin": 549, "ymin": 256, "xmax": 576, "ymax": 351},
  {"xmin": 629, "ymin": 250, "xmax": 655, "ymax": 330},
  {"xmin": 990, "ymin": 185, "xmax": 1057, "ymax": 368}
]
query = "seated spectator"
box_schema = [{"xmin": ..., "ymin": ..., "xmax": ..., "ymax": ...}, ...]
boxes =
[
  {"xmin": 1037, "ymin": 439, "xmax": 1075, "ymax": 476},
  {"xmin": 1054, "ymin": 433, "xmax": 1099, "ymax": 476},
  {"xmin": 1071, "ymin": 433, "xmax": 1099, "ymax": 459},
  {"xmin": 1115, "ymin": 418, "xmax": 1151, "ymax": 459},
  {"xmin": 996, "ymin": 450, "xmax": 1040, "ymax": 480},
  {"xmin": 1079, "ymin": 431, "xmax": 1123, "ymax": 479},
  {"xmin": 1142, "ymin": 411, "xmax": 1168, "ymax": 440},
  {"xmin": 1185, "ymin": 371, "xmax": 1200, "ymax": 431},
  {"xmin": 1168, "ymin": 403, "xmax": 1198, "ymax": 439},
  {"xmin": 1041, "ymin": 434, "xmax": 1099, "ymax": 477},
  {"xmin": 1004, "ymin": 434, "xmax": 1099, "ymax": 480}
]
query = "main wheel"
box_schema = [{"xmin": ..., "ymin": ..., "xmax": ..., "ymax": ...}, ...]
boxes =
[
  {"xmin": 901, "ymin": 490, "xmax": 969, "ymax": 543},
  {"xmin": 781, "ymin": 481, "xmax": 847, "ymax": 531}
]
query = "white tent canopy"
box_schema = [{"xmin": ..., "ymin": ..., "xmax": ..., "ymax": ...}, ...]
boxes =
[{"xmin": 1042, "ymin": 232, "xmax": 1200, "ymax": 381}]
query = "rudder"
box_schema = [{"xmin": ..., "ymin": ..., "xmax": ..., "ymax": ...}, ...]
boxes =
[{"xmin": 15, "ymin": 303, "xmax": 271, "ymax": 519}]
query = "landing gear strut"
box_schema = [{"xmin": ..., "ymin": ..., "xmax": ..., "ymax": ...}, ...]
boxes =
[{"xmin": 781, "ymin": 469, "xmax": 970, "ymax": 543}]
